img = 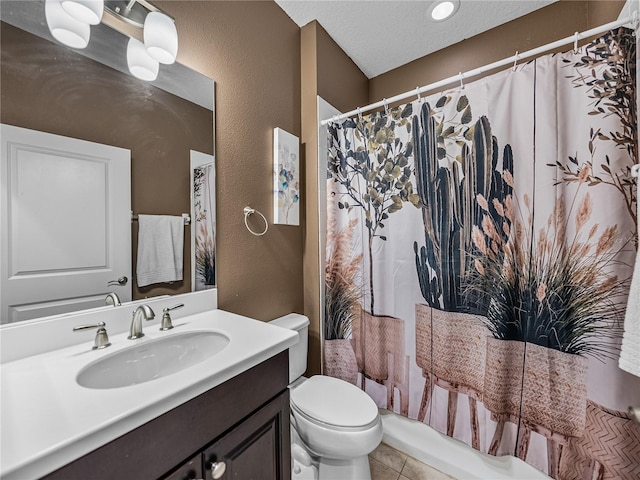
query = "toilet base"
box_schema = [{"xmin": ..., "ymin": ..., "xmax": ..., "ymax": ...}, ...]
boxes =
[
  {"xmin": 318, "ymin": 455, "xmax": 371, "ymax": 480},
  {"xmin": 291, "ymin": 448, "xmax": 371, "ymax": 480},
  {"xmin": 291, "ymin": 430, "xmax": 372, "ymax": 480}
]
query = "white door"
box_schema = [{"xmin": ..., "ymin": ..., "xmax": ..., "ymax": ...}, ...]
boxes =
[{"xmin": 0, "ymin": 124, "xmax": 131, "ymax": 323}]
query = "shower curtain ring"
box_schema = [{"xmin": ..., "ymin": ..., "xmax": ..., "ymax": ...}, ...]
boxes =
[
  {"xmin": 383, "ymin": 98, "xmax": 389, "ymax": 115},
  {"xmin": 573, "ymin": 31, "xmax": 580, "ymax": 53},
  {"xmin": 357, "ymin": 107, "xmax": 363, "ymax": 122},
  {"xmin": 512, "ymin": 51, "xmax": 519, "ymax": 71},
  {"xmin": 459, "ymin": 72, "xmax": 464, "ymax": 89},
  {"xmin": 415, "ymin": 87, "xmax": 422, "ymax": 102}
]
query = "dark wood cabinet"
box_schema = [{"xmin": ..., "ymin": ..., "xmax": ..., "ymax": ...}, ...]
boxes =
[
  {"xmin": 43, "ymin": 351, "xmax": 291, "ymax": 480},
  {"xmin": 164, "ymin": 454, "xmax": 202, "ymax": 480},
  {"xmin": 202, "ymin": 390, "xmax": 290, "ymax": 480},
  {"xmin": 164, "ymin": 390, "xmax": 291, "ymax": 480}
]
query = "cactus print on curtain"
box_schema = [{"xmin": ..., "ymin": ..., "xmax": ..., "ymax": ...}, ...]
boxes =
[{"xmin": 325, "ymin": 28, "xmax": 639, "ymax": 479}]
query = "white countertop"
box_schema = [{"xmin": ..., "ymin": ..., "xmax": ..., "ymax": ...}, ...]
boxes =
[{"xmin": 0, "ymin": 308, "xmax": 298, "ymax": 480}]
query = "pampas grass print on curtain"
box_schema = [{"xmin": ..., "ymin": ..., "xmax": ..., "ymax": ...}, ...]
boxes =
[{"xmin": 326, "ymin": 27, "xmax": 640, "ymax": 479}]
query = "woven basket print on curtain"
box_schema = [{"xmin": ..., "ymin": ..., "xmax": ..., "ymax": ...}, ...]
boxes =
[
  {"xmin": 351, "ymin": 308, "xmax": 405, "ymax": 382},
  {"xmin": 323, "ymin": 339, "xmax": 358, "ymax": 385},
  {"xmin": 351, "ymin": 308, "xmax": 410, "ymax": 414},
  {"xmin": 415, "ymin": 304, "xmax": 487, "ymax": 394},
  {"xmin": 559, "ymin": 400, "xmax": 640, "ymax": 480},
  {"xmin": 483, "ymin": 337, "xmax": 588, "ymax": 438}
]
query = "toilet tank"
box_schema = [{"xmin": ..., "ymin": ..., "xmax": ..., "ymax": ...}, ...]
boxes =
[{"xmin": 269, "ymin": 314, "xmax": 309, "ymax": 383}]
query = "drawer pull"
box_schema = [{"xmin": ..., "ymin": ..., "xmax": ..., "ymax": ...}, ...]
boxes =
[{"xmin": 210, "ymin": 461, "xmax": 226, "ymax": 479}]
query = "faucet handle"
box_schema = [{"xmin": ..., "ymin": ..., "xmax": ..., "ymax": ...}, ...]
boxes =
[
  {"xmin": 73, "ymin": 321, "xmax": 111, "ymax": 350},
  {"xmin": 161, "ymin": 303, "xmax": 184, "ymax": 331}
]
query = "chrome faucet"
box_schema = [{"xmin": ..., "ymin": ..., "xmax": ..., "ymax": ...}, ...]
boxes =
[
  {"xmin": 105, "ymin": 292, "xmax": 121, "ymax": 307},
  {"xmin": 128, "ymin": 304, "xmax": 155, "ymax": 340}
]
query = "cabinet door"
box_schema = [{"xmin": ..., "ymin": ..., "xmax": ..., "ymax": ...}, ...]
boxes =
[
  {"xmin": 203, "ymin": 390, "xmax": 291, "ymax": 480},
  {"xmin": 164, "ymin": 453, "xmax": 203, "ymax": 480}
]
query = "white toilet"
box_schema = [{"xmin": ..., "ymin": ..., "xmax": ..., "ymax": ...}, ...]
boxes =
[{"xmin": 270, "ymin": 314, "xmax": 383, "ymax": 480}]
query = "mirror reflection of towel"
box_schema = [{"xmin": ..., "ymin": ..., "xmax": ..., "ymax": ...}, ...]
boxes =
[{"xmin": 136, "ymin": 215, "xmax": 184, "ymax": 287}]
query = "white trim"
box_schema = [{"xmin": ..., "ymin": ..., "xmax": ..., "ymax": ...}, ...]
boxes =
[{"xmin": 317, "ymin": 96, "xmax": 342, "ymax": 373}]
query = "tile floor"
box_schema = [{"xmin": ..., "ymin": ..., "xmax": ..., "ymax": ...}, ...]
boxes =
[{"xmin": 369, "ymin": 443, "xmax": 457, "ymax": 480}]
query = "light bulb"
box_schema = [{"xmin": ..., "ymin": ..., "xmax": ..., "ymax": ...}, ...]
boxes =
[
  {"xmin": 127, "ymin": 38, "xmax": 159, "ymax": 81},
  {"xmin": 143, "ymin": 12, "xmax": 178, "ymax": 65},
  {"xmin": 45, "ymin": 0, "xmax": 90, "ymax": 49},
  {"xmin": 61, "ymin": 0, "xmax": 104, "ymax": 25}
]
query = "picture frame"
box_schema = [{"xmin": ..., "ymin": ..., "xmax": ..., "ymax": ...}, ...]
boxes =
[{"xmin": 273, "ymin": 127, "xmax": 300, "ymax": 226}]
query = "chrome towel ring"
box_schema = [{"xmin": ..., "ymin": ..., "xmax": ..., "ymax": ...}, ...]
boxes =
[{"xmin": 244, "ymin": 206, "xmax": 269, "ymax": 236}]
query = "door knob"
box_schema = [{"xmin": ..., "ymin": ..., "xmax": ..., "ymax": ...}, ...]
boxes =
[{"xmin": 107, "ymin": 276, "xmax": 128, "ymax": 286}]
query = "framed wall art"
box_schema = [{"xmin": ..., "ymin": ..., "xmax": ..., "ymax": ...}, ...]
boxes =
[{"xmin": 273, "ymin": 127, "xmax": 300, "ymax": 226}]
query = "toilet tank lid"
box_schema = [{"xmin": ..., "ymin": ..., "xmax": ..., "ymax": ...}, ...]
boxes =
[{"xmin": 269, "ymin": 313, "xmax": 309, "ymax": 331}]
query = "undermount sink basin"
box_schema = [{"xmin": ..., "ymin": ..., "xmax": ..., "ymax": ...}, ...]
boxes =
[{"xmin": 76, "ymin": 331, "xmax": 230, "ymax": 389}]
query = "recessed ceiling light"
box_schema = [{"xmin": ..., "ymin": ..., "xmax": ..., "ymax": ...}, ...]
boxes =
[{"xmin": 429, "ymin": 0, "xmax": 460, "ymax": 22}]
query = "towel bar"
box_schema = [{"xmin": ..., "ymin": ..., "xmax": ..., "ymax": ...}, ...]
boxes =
[{"xmin": 131, "ymin": 213, "xmax": 191, "ymax": 225}]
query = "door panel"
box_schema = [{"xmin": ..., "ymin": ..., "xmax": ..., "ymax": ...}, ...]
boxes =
[
  {"xmin": 202, "ymin": 390, "xmax": 291, "ymax": 480},
  {"xmin": 1, "ymin": 124, "xmax": 131, "ymax": 323}
]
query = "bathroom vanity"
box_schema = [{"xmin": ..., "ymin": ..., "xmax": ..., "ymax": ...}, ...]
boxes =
[
  {"xmin": 0, "ymin": 291, "xmax": 297, "ymax": 480},
  {"xmin": 45, "ymin": 352, "xmax": 291, "ymax": 480}
]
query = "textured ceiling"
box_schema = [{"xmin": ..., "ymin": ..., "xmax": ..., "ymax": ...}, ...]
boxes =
[{"xmin": 275, "ymin": 0, "xmax": 557, "ymax": 78}]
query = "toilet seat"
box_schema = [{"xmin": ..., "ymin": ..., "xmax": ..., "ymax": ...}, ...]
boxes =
[{"xmin": 290, "ymin": 375, "xmax": 379, "ymax": 429}]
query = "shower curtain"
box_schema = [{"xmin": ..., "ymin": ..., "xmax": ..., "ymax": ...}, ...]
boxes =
[{"xmin": 324, "ymin": 28, "xmax": 640, "ymax": 479}]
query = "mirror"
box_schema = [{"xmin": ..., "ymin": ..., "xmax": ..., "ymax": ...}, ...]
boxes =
[{"xmin": 0, "ymin": 0, "xmax": 215, "ymax": 323}]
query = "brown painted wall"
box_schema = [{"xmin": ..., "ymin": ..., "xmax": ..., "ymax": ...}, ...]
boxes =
[
  {"xmin": 370, "ymin": 0, "xmax": 626, "ymax": 101},
  {"xmin": 301, "ymin": 21, "xmax": 368, "ymax": 375},
  {"xmin": 1, "ymin": 22, "xmax": 213, "ymax": 300},
  {"xmin": 158, "ymin": 1, "xmax": 303, "ymax": 321},
  {"xmin": 316, "ymin": 23, "xmax": 369, "ymax": 113}
]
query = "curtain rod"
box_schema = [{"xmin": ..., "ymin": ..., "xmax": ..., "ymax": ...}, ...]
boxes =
[{"xmin": 320, "ymin": 14, "xmax": 637, "ymax": 126}]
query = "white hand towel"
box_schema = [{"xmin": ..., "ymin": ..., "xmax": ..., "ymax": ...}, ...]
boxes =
[
  {"xmin": 619, "ymin": 169, "xmax": 640, "ymax": 376},
  {"xmin": 136, "ymin": 214, "xmax": 184, "ymax": 287}
]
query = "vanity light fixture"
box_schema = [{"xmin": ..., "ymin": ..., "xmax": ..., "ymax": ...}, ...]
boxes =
[
  {"xmin": 143, "ymin": 11, "xmax": 178, "ymax": 64},
  {"xmin": 45, "ymin": 0, "xmax": 177, "ymax": 80},
  {"xmin": 429, "ymin": 0, "xmax": 460, "ymax": 22},
  {"xmin": 61, "ymin": 0, "xmax": 104, "ymax": 25},
  {"xmin": 104, "ymin": 1, "xmax": 179, "ymax": 76},
  {"xmin": 45, "ymin": 0, "xmax": 91, "ymax": 49},
  {"xmin": 127, "ymin": 37, "xmax": 159, "ymax": 81}
]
